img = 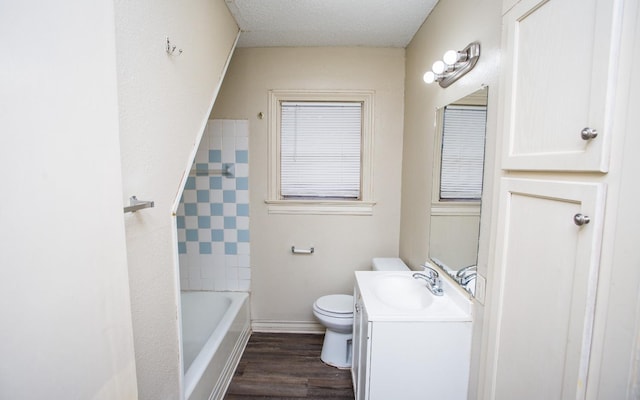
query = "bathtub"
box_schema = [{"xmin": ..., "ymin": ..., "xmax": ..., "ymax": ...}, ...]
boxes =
[{"xmin": 181, "ymin": 291, "xmax": 250, "ymax": 400}]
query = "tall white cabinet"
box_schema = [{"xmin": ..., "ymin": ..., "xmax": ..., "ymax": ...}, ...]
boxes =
[{"xmin": 484, "ymin": 0, "xmax": 630, "ymax": 398}]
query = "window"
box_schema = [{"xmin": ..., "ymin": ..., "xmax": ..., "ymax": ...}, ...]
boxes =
[
  {"xmin": 267, "ymin": 90, "xmax": 375, "ymax": 215},
  {"xmin": 281, "ymin": 102, "xmax": 361, "ymax": 199},
  {"xmin": 439, "ymin": 104, "xmax": 487, "ymax": 201}
]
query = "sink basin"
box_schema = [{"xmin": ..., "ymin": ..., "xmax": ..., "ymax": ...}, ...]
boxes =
[{"xmin": 371, "ymin": 274, "xmax": 433, "ymax": 310}]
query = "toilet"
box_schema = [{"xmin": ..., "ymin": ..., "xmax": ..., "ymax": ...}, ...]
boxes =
[{"xmin": 312, "ymin": 257, "xmax": 409, "ymax": 368}]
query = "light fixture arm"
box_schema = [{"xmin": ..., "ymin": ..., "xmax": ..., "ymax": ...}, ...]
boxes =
[{"xmin": 437, "ymin": 41, "xmax": 480, "ymax": 88}]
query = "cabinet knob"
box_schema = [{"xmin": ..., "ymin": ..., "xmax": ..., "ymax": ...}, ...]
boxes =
[
  {"xmin": 581, "ymin": 127, "xmax": 598, "ymax": 140},
  {"xmin": 574, "ymin": 213, "xmax": 591, "ymax": 226}
]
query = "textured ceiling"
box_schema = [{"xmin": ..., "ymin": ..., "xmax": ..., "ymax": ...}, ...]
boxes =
[{"xmin": 225, "ymin": 0, "xmax": 439, "ymax": 48}]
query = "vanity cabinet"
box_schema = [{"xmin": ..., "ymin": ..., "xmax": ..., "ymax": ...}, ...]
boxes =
[
  {"xmin": 351, "ymin": 277, "xmax": 472, "ymax": 400},
  {"xmin": 500, "ymin": 0, "xmax": 622, "ymax": 172}
]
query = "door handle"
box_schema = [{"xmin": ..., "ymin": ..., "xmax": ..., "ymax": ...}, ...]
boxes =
[{"xmin": 574, "ymin": 213, "xmax": 591, "ymax": 226}]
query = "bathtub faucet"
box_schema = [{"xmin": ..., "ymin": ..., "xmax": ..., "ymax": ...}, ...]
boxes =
[{"xmin": 413, "ymin": 266, "xmax": 444, "ymax": 296}]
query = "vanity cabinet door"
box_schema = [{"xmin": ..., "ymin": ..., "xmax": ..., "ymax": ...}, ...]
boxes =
[
  {"xmin": 500, "ymin": 0, "xmax": 621, "ymax": 172},
  {"xmin": 487, "ymin": 178, "xmax": 606, "ymax": 399},
  {"xmin": 352, "ymin": 289, "xmax": 370, "ymax": 400}
]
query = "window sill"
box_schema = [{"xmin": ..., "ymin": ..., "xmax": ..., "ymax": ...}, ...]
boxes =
[
  {"xmin": 265, "ymin": 199, "xmax": 376, "ymax": 216},
  {"xmin": 430, "ymin": 202, "xmax": 481, "ymax": 217}
]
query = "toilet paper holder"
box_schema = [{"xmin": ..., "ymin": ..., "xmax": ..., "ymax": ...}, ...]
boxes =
[{"xmin": 291, "ymin": 246, "xmax": 314, "ymax": 255}]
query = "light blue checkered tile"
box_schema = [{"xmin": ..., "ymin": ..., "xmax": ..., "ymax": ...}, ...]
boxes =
[
  {"xmin": 236, "ymin": 204, "xmax": 249, "ymax": 216},
  {"xmin": 238, "ymin": 230, "xmax": 250, "ymax": 242},
  {"xmin": 223, "ymin": 190, "xmax": 236, "ymax": 203},
  {"xmin": 184, "ymin": 203, "xmax": 197, "ymax": 216},
  {"xmin": 185, "ymin": 229, "xmax": 198, "ymax": 242},
  {"xmin": 224, "ymin": 217, "xmax": 236, "ymax": 229},
  {"xmin": 176, "ymin": 216, "xmax": 185, "ymax": 229},
  {"xmin": 225, "ymin": 242, "xmax": 237, "ymax": 255},
  {"xmin": 210, "ymin": 203, "xmax": 224, "ymax": 216},
  {"xmin": 210, "ymin": 176, "xmax": 222, "ymax": 190},
  {"xmin": 199, "ymin": 242, "xmax": 212, "ymax": 254},
  {"xmin": 197, "ymin": 190, "xmax": 210, "ymax": 203},
  {"xmin": 185, "ymin": 176, "xmax": 196, "ymax": 190},
  {"xmin": 236, "ymin": 150, "xmax": 248, "ymax": 163},
  {"xmin": 186, "ymin": 229, "xmax": 199, "ymax": 242},
  {"xmin": 197, "ymin": 216, "xmax": 211, "ymax": 229},
  {"xmin": 211, "ymin": 229, "xmax": 224, "ymax": 242},
  {"xmin": 178, "ymin": 242, "xmax": 187, "ymax": 254},
  {"xmin": 236, "ymin": 177, "xmax": 249, "ymax": 190},
  {"xmin": 195, "ymin": 163, "xmax": 208, "ymax": 175},
  {"xmin": 209, "ymin": 149, "xmax": 222, "ymax": 163}
]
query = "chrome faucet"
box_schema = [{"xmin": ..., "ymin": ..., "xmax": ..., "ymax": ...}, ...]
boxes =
[
  {"xmin": 412, "ymin": 265, "xmax": 444, "ymax": 296},
  {"xmin": 456, "ymin": 265, "xmax": 477, "ymax": 286},
  {"xmin": 458, "ymin": 271, "xmax": 477, "ymax": 286}
]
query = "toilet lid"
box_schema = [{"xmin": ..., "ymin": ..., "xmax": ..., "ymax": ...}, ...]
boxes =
[{"xmin": 316, "ymin": 294, "xmax": 353, "ymax": 314}]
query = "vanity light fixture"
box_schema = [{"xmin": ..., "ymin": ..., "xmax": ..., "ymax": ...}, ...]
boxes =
[{"xmin": 423, "ymin": 41, "xmax": 481, "ymax": 88}]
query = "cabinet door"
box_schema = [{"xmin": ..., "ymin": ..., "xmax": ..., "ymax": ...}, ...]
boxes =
[
  {"xmin": 500, "ymin": 0, "xmax": 622, "ymax": 172},
  {"xmin": 486, "ymin": 178, "xmax": 605, "ymax": 399},
  {"xmin": 351, "ymin": 291, "xmax": 362, "ymax": 395},
  {"xmin": 352, "ymin": 296, "xmax": 370, "ymax": 400}
]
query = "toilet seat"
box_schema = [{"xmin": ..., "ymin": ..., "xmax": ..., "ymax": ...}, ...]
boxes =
[{"xmin": 314, "ymin": 294, "xmax": 353, "ymax": 316}]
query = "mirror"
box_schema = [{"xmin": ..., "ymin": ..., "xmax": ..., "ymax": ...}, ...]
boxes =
[{"xmin": 428, "ymin": 87, "xmax": 488, "ymax": 296}]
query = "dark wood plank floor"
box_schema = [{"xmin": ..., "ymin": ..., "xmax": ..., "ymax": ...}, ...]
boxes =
[{"xmin": 224, "ymin": 333, "xmax": 355, "ymax": 399}]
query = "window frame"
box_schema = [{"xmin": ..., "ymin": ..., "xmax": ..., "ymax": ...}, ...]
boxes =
[
  {"xmin": 267, "ymin": 90, "xmax": 375, "ymax": 215},
  {"xmin": 431, "ymin": 101, "xmax": 486, "ymax": 217}
]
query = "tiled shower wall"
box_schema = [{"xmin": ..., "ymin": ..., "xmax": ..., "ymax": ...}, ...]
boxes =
[{"xmin": 177, "ymin": 119, "xmax": 250, "ymax": 291}]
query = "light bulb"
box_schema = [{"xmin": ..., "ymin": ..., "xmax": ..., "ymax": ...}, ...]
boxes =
[
  {"xmin": 423, "ymin": 71, "xmax": 436, "ymax": 84},
  {"xmin": 432, "ymin": 60, "xmax": 445, "ymax": 74},
  {"xmin": 443, "ymin": 50, "xmax": 459, "ymax": 65}
]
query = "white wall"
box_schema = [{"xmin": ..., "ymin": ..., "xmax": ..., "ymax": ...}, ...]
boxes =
[
  {"xmin": 113, "ymin": 1, "xmax": 239, "ymax": 398},
  {"xmin": 0, "ymin": 1, "xmax": 137, "ymax": 399},
  {"xmin": 401, "ymin": 0, "xmax": 502, "ymax": 397},
  {"xmin": 212, "ymin": 47, "xmax": 405, "ymax": 330}
]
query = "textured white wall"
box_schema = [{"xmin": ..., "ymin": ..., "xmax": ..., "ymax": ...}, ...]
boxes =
[
  {"xmin": 0, "ymin": 1, "xmax": 137, "ymax": 398},
  {"xmin": 114, "ymin": 1, "xmax": 239, "ymax": 398},
  {"xmin": 212, "ymin": 47, "xmax": 405, "ymax": 330}
]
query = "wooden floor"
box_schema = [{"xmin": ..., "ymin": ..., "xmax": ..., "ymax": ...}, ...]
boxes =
[{"xmin": 224, "ymin": 332, "xmax": 355, "ymax": 399}]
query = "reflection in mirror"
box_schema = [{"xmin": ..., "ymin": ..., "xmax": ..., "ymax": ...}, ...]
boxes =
[{"xmin": 428, "ymin": 87, "xmax": 488, "ymax": 297}]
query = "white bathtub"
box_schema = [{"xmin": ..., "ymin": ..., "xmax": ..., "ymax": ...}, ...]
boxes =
[{"xmin": 181, "ymin": 291, "xmax": 250, "ymax": 400}]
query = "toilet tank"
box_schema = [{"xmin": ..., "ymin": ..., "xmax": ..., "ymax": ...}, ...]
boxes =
[{"xmin": 371, "ymin": 257, "xmax": 409, "ymax": 271}]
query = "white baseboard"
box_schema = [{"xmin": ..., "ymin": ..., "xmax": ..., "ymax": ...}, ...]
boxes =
[{"xmin": 251, "ymin": 320, "xmax": 325, "ymax": 334}]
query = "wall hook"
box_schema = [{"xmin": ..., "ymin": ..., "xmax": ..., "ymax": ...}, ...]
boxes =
[{"xmin": 166, "ymin": 37, "xmax": 183, "ymax": 56}]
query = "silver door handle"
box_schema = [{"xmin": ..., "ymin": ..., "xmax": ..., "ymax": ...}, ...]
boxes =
[
  {"xmin": 581, "ymin": 127, "xmax": 598, "ymax": 140},
  {"xmin": 574, "ymin": 213, "xmax": 591, "ymax": 226}
]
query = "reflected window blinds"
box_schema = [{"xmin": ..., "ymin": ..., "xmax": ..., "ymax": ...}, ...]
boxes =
[{"xmin": 440, "ymin": 105, "xmax": 487, "ymax": 200}]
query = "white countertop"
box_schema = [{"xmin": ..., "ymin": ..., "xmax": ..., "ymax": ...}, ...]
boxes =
[{"xmin": 355, "ymin": 271, "xmax": 473, "ymax": 322}]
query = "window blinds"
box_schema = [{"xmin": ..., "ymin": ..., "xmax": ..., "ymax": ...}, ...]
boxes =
[
  {"xmin": 280, "ymin": 102, "xmax": 362, "ymax": 199},
  {"xmin": 440, "ymin": 105, "xmax": 487, "ymax": 200}
]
